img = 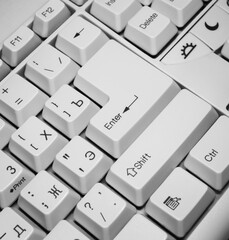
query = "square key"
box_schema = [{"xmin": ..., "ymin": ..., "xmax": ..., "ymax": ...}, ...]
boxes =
[
  {"xmin": 145, "ymin": 167, "xmax": 215, "ymax": 237},
  {"xmin": 9, "ymin": 116, "xmax": 67, "ymax": 172},
  {"xmin": 18, "ymin": 170, "xmax": 80, "ymax": 230}
]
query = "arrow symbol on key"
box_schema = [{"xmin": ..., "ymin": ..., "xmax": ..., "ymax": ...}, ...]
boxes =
[
  {"xmin": 127, "ymin": 167, "xmax": 137, "ymax": 177},
  {"xmin": 73, "ymin": 28, "xmax": 84, "ymax": 38},
  {"xmin": 123, "ymin": 95, "xmax": 138, "ymax": 113}
]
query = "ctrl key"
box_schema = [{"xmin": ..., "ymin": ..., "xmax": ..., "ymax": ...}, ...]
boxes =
[
  {"xmin": 145, "ymin": 167, "xmax": 215, "ymax": 237},
  {"xmin": 0, "ymin": 207, "xmax": 45, "ymax": 240}
]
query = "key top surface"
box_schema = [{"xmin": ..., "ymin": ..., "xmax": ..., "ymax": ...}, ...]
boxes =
[
  {"xmin": 145, "ymin": 167, "xmax": 215, "ymax": 237},
  {"xmin": 74, "ymin": 40, "xmax": 180, "ymax": 158}
]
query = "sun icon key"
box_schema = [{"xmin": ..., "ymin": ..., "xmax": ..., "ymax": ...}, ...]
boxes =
[{"xmin": 162, "ymin": 33, "xmax": 211, "ymax": 64}]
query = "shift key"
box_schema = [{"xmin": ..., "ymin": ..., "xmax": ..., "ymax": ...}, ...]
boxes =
[
  {"xmin": 106, "ymin": 90, "xmax": 218, "ymax": 206},
  {"xmin": 74, "ymin": 40, "xmax": 180, "ymax": 158}
]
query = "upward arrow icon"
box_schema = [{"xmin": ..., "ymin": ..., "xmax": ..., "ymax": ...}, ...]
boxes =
[{"xmin": 126, "ymin": 167, "xmax": 137, "ymax": 177}]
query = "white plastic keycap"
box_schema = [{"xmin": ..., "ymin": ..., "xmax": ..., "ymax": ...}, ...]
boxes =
[
  {"xmin": 145, "ymin": 168, "xmax": 215, "ymax": 237},
  {"xmin": 74, "ymin": 40, "xmax": 180, "ymax": 158},
  {"xmin": 191, "ymin": 5, "xmax": 229, "ymax": 51},
  {"xmin": 125, "ymin": 6, "xmax": 177, "ymax": 55},
  {"xmin": 114, "ymin": 214, "xmax": 175, "ymax": 240},
  {"xmin": 185, "ymin": 116, "xmax": 229, "ymax": 190},
  {"xmin": 44, "ymin": 220, "xmax": 90, "ymax": 240},
  {"xmin": 0, "ymin": 74, "xmax": 48, "ymax": 126},
  {"xmin": 25, "ymin": 44, "xmax": 80, "ymax": 95},
  {"xmin": 2, "ymin": 26, "xmax": 41, "ymax": 67},
  {"xmin": 33, "ymin": 0, "xmax": 71, "ymax": 38},
  {"xmin": 90, "ymin": 0, "xmax": 142, "ymax": 32},
  {"xmin": 18, "ymin": 170, "xmax": 80, "ymax": 230},
  {"xmin": 106, "ymin": 90, "xmax": 218, "ymax": 206},
  {"xmin": 0, "ymin": 207, "xmax": 46, "ymax": 240},
  {"xmin": 42, "ymin": 84, "xmax": 99, "ymax": 138},
  {"xmin": 0, "ymin": 150, "xmax": 34, "ymax": 208},
  {"xmin": 186, "ymin": 185, "xmax": 229, "ymax": 240},
  {"xmin": 56, "ymin": 16, "xmax": 109, "ymax": 65},
  {"xmin": 152, "ymin": 0, "xmax": 203, "ymax": 27},
  {"xmin": 0, "ymin": 117, "xmax": 15, "ymax": 149},
  {"xmin": 53, "ymin": 136, "xmax": 113, "ymax": 194},
  {"xmin": 74, "ymin": 183, "xmax": 136, "ymax": 240},
  {"xmin": 9, "ymin": 116, "xmax": 67, "ymax": 172}
]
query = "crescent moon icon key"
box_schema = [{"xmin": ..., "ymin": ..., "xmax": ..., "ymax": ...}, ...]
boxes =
[{"xmin": 204, "ymin": 22, "xmax": 219, "ymax": 31}]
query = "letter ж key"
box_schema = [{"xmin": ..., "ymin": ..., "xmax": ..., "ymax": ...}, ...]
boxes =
[{"xmin": 74, "ymin": 40, "xmax": 180, "ymax": 158}]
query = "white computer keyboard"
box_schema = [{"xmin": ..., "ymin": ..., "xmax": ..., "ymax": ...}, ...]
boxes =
[{"xmin": 0, "ymin": 0, "xmax": 229, "ymax": 239}]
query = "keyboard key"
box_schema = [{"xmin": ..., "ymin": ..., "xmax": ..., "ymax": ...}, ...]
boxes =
[
  {"xmin": 18, "ymin": 170, "xmax": 80, "ymax": 230},
  {"xmin": 53, "ymin": 136, "xmax": 113, "ymax": 194},
  {"xmin": 0, "ymin": 207, "xmax": 46, "ymax": 240},
  {"xmin": 74, "ymin": 40, "xmax": 180, "ymax": 158},
  {"xmin": 25, "ymin": 44, "xmax": 80, "ymax": 95},
  {"xmin": 0, "ymin": 59, "xmax": 10, "ymax": 80},
  {"xmin": 33, "ymin": 0, "xmax": 71, "ymax": 38},
  {"xmin": 0, "ymin": 150, "xmax": 34, "ymax": 208},
  {"xmin": 151, "ymin": 0, "xmax": 203, "ymax": 27},
  {"xmin": 0, "ymin": 117, "xmax": 15, "ymax": 149},
  {"xmin": 191, "ymin": 5, "xmax": 229, "ymax": 50},
  {"xmin": 145, "ymin": 167, "xmax": 215, "ymax": 237},
  {"xmin": 106, "ymin": 90, "xmax": 218, "ymax": 206},
  {"xmin": 0, "ymin": 74, "xmax": 48, "ymax": 126},
  {"xmin": 44, "ymin": 220, "xmax": 90, "ymax": 240},
  {"xmin": 42, "ymin": 84, "xmax": 99, "ymax": 138},
  {"xmin": 124, "ymin": 6, "xmax": 177, "ymax": 55},
  {"xmin": 90, "ymin": 0, "xmax": 141, "ymax": 32},
  {"xmin": 162, "ymin": 32, "xmax": 211, "ymax": 64},
  {"xmin": 2, "ymin": 26, "xmax": 41, "ymax": 67},
  {"xmin": 74, "ymin": 183, "xmax": 136, "ymax": 240},
  {"xmin": 55, "ymin": 16, "xmax": 109, "ymax": 65},
  {"xmin": 114, "ymin": 214, "xmax": 175, "ymax": 240},
  {"xmin": 9, "ymin": 116, "xmax": 67, "ymax": 172},
  {"xmin": 186, "ymin": 184, "xmax": 229, "ymax": 240},
  {"xmin": 185, "ymin": 116, "xmax": 229, "ymax": 190}
]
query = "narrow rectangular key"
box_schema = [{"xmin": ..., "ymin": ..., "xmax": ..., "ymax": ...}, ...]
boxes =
[
  {"xmin": 124, "ymin": 6, "xmax": 177, "ymax": 55},
  {"xmin": 90, "ymin": 0, "xmax": 141, "ymax": 32},
  {"xmin": 106, "ymin": 90, "xmax": 218, "ymax": 206},
  {"xmin": 18, "ymin": 170, "xmax": 80, "ymax": 230},
  {"xmin": 0, "ymin": 117, "xmax": 15, "ymax": 149},
  {"xmin": 0, "ymin": 150, "xmax": 34, "ymax": 208},
  {"xmin": 74, "ymin": 40, "xmax": 180, "ymax": 158},
  {"xmin": 114, "ymin": 214, "xmax": 175, "ymax": 240},
  {"xmin": 44, "ymin": 220, "xmax": 91, "ymax": 240},
  {"xmin": 152, "ymin": 0, "xmax": 203, "ymax": 27},
  {"xmin": 33, "ymin": 0, "xmax": 71, "ymax": 38},
  {"xmin": 55, "ymin": 16, "xmax": 109, "ymax": 66},
  {"xmin": 2, "ymin": 26, "xmax": 41, "ymax": 67},
  {"xmin": 74, "ymin": 183, "xmax": 136, "ymax": 240},
  {"xmin": 9, "ymin": 116, "xmax": 67, "ymax": 172},
  {"xmin": 0, "ymin": 74, "xmax": 48, "ymax": 126},
  {"xmin": 145, "ymin": 168, "xmax": 215, "ymax": 237},
  {"xmin": 25, "ymin": 44, "xmax": 80, "ymax": 95},
  {"xmin": 53, "ymin": 136, "xmax": 113, "ymax": 194},
  {"xmin": 185, "ymin": 116, "xmax": 229, "ymax": 190},
  {"xmin": 0, "ymin": 207, "xmax": 46, "ymax": 240},
  {"xmin": 42, "ymin": 84, "xmax": 99, "ymax": 138}
]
